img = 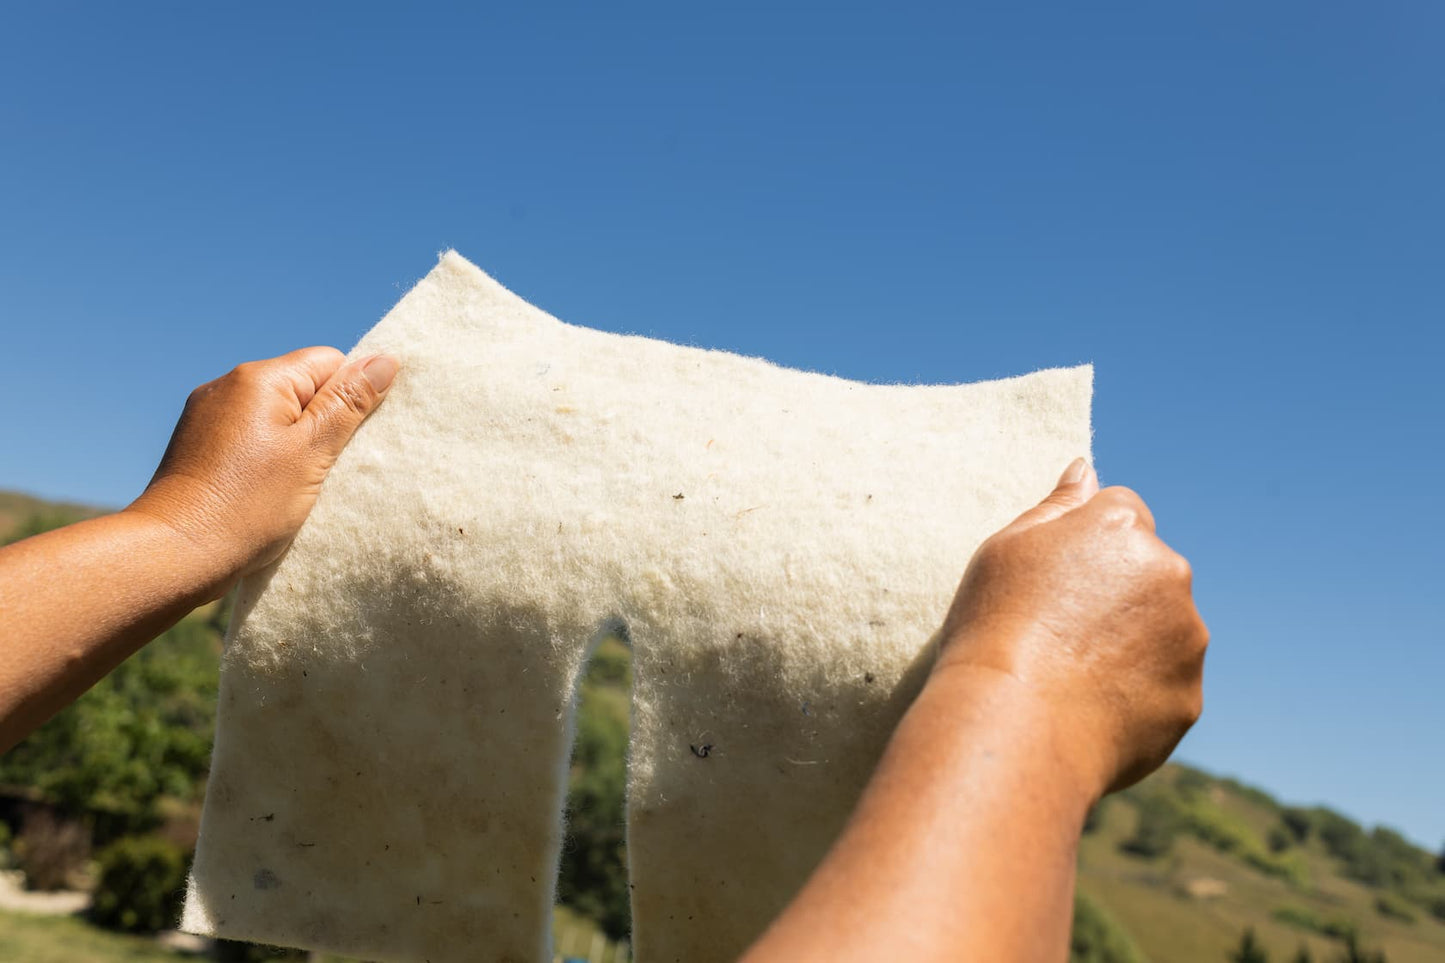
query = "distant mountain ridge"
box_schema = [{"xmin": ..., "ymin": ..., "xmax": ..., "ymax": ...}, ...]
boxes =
[{"xmin": 0, "ymin": 490, "xmax": 107, "ymax": 544}]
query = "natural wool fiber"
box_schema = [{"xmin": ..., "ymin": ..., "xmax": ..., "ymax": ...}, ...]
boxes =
[{"xmin": 182, "ymin": 251, "xmax": 1093, "ymax": 963}]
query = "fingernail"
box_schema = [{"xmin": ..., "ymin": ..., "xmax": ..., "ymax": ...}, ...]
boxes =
[
  {"xmin": 363, "ymin": 354, "xmax": 399, "ymax": 391},
  {"xmin": 1059, "ymin": 457, "xmax": 1088, "ymax": 486}
]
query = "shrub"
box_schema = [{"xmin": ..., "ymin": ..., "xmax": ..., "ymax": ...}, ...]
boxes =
[
  {"xmin": 1070, "ymin": 893, "xmax": 1144, "ymax": 963},
  {"xmin": 1335, "ymin": 933, "xmax": 1389, "ymax": 963},
  {"xmin": 1281, "ymin": 808, "xmax": 1314, "ymax": 844},
  {"xmin": 1174, "ymin": 767, "xmax": 1211, "ymax": 798},
  {"xmin": 89, "ymin": 835, "xmax": 188, "ymax": 933},
  {"xmin": 1373, "ymin": 893, "xmax": 1416, "ymax": 924},
  {"xmin": 1244, "ymin": 848, "xmax": 1309, "ymax": 887},
  {"xmin": 1430, "ymin": 897, "xmax": 1445, "ymax": 923},
  {"xmin": 1273, "ymin": 905, "xmax": 1323, "ymax": 931},
  {"xmin": 1218, "ymin": 776, "xmax": 1280, "ymax": 810},
  {"xmin": 1272, "ymin": 905, "xmax": 1358, "ymax": 942},
  {"xmin": 1315, "ymin": 809, "xmax": 1367, "ymax": 861},
  {"xmin": 1119, "ymin": 794, "xmax": 1180, "ymax": 859},
  {"xmin": 13, "ymin": 810, "xmax": 90, "ymax": 891},
  {"xmin": 1229, "ymin": 926, "xmax": 1269, "ymax": 963}
]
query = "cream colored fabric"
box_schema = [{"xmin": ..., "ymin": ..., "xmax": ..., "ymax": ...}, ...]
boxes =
[{"xmin": 182, "ymin": 251, "xmax": 1093, "ymax": 962}]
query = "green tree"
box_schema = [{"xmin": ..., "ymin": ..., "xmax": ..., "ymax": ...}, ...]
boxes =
[
  {"xmin": 1070, "ymin": 893, "xmax": 1144, "ymax": 963},
  {"xmin": 1175, "ymin": 767, "xmax": 1211, "ymax": 798},
  {"xmin": 1281, "ymin": 808, "xmax": 1314, "ymax": 844},
  {"xmin": 1229, "ymin": 927, "xmax": 1270, "ymax": 963},
  {"xmin": 1334, "ymin": 934, "xmax": 1388, "ymax": 963},
  {"xmin": 556, "ymin": 638, "xmax": 632, "ymax": 940},
  {"xmin": 1374, "ymin": 893, "xmax": 1416, "ymax": 923},
  {"xmin": 90, "ymin": 835, "xmax": 189, "ymax": 933},
  {"xmin": 1120, "ymin": 793, "xmax": 1180, "ymax": 859},
  {"xmin": 0, "ymin": 617, "xmax": 219, "ymax": 839}
]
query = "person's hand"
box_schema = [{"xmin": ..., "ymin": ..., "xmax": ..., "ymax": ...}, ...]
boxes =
[
  {"xmin": 127, "ymin": 347, "xmax": 399, "ymax": 599},
  {"xmin": 935, "ymin": 458, "xmax": 1208, "ymax": 798}
]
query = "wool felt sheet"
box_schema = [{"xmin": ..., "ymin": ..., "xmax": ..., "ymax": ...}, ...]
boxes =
[{"xmin": 182, "ymin": 251, "xmax": 1093, "ymax": 962}]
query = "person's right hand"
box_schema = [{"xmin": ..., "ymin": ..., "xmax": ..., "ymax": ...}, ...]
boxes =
[{"xmin": 935, "ymin": 458, "xmax": 1208, "ymax": 798}]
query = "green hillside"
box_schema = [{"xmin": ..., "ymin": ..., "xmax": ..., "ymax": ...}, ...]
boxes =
[
  {"xmin": 1081, "ymin": 766, "xmax": 1445, "ymax": 962},
  {"xmin": 0, "ymin": 491, "xmax": 104, "ymax": 543},
  {"xmin": 2, "ymin": 491, "xmax": 1442, "ymax": 962}
]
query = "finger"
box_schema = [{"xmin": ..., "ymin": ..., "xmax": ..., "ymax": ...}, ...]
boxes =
[
  {"xmin": 1007, "ymin": 457, "xmax": 1100, "ymax": 532},
  {"xmin": 300, "ymin": 354, "xmax": 400, "ymax": 459},
  {"xmin": 267, "ymin": 346, "xmax": 347, "ymax": 411},
  {"xmin": 1095, "ymin": 486, "xmax": 1156, "ymax": 533}
]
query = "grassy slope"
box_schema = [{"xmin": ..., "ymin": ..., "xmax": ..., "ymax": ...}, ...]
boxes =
[
  {"xmin": 0, "ymin": 911, "xmax": 189, "ymax": 963},
  {"xmin": 1079, "ymin": 767, "xmax": 1445, "ymax": 963},
  {"xmin": 0, "ymin": 907, "xmax": 616, "ymax": 963}
]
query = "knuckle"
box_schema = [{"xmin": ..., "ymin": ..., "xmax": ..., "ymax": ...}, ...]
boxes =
[
  {"xmin": 304, "ymin": 345, "xmax": 345, "ymax": 364},
  {"xmin": 1193, "ymin": 616, "xmax": 1211, "ymax": 653},
  {"xmin": 1100, "ymin": 485, "xmax": 1144, "ymax": 516},
  {"xmin": 974, "ymin": 530, "xmax": 1019, "ymax": 566},
  {"xmin": 329, "ymin": 377, "xmax": 376, "ymax": 417},
  {"xmin": 966, "ymin": 534, "xmax": 1001, "ymax": 571},
  {"xmin": 226, "ymin": 360, "xmax": 269, "ymax": 391},
  {"xmin": 1097, "ymin": 499, "xmax": 1139, "ymax": 530},
  {"xmin": 297, "ymin": 345, "xmax": 346, "ymax": 374},
  {"xmin": 1186, "ymin": 691, "xmax": 1204, "ymax": 725},
  {"xmin": 1097, "ymin": 485, "xmax": 1157, "ymax": 529},
  {"xmin": 1100, "ymin": 484, "xmax": 1141, "ymax": 505},
  {"xmin": 186, "ymin": 380, "xmax": 215, "ymax": 406}
]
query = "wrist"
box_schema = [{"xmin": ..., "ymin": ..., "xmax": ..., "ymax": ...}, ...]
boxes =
[
  {"xmin": 122, "ymin": 487, "xmax": 245, "ymax": 603},
  {"xmin": 919, "ymin": 657, "xmax": 1109, "ymax": 814}
]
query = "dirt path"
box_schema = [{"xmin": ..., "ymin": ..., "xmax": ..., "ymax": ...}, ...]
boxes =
[{"xmin": 0, "ymin": 869, "xmax": 90, "ymax": 915}]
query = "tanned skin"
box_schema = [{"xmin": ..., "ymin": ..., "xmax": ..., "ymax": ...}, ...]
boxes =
[
  {"xmin": 0, "ymin": 347, "xmax": 398, "ymax": 752},
  {"xmin": 741, "ymin": 459, "xmax": 1208, "ymax": 962},
  {"xmin": 0, "ymin": 348, "xmax": 1206, "ymax": 961}
]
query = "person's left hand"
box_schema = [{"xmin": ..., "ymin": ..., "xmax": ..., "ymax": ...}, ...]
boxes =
[{"xmin": 128, "ymin": 347, "xmax": 399, "ymax": 599}]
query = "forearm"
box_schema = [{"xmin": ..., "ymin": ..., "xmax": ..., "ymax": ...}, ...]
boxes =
[
  {"xmin": 740, "ymin": 664, "xmax": 1095, "ymax": 963},
  {"xmin": 0, "ymin": 509, "xmax": 227, "ymax": 752},
  {"xmin": 0, "ymin": 348, "xmax": 398, "ymax": 754}
]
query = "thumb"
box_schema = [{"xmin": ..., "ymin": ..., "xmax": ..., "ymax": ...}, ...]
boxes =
[
  {"xmin": 302, "ymin": 354, "xmax": 399, "ymax": 458},
  {"xmin": 1007, "ymin": 457, "xmax": 1099, "ymax": 532}
]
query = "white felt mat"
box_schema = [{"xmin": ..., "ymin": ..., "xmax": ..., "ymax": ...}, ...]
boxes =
[{"xmin": 182, "ymin": 251, "xmax": 1093, "ymax": 962}]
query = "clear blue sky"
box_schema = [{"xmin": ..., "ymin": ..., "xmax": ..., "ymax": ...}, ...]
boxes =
[{"xmin": 2, "ymin": 5, "xmax": 1441, "ymax": 848}]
